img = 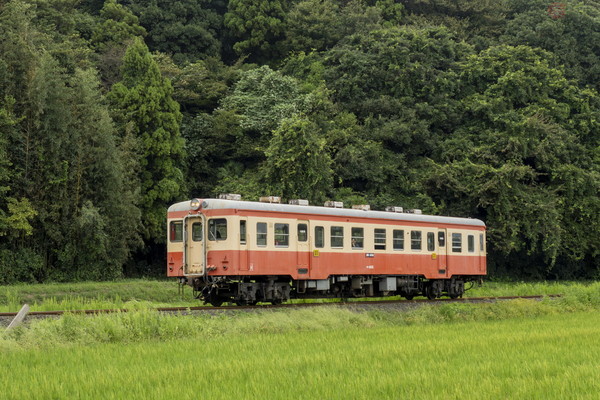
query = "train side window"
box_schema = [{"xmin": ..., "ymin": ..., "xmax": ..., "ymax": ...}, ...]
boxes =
[
  {"xmin": 315, "ymin": 226, "xmax": 324, "ymax": 248},
  {"xmin": 438, "ymin": 232, "xmax": 445, "ymax": 247},
  {"xmin": 257, "ymin": 222, "xmax": 267, "ymax": 246},
  {"xmin": 351, "ymin": 227, "xmax": 364, "ymax": 249},
  {"xmin": 208, "ymin": 218, "xmax": 227, "ymax": 241},
  {"xmin": 480, "ymin": 233, "xmax": 485, "ymax": 252},
  {"xmin": 240, "ymin": 220, "xmax": 246, "ymax": 245},
  {"xmin": 275, "ymin": 223, "xmax": 289, "ymax": 247},
  {"xmin": 427, "ymin": 232, "xmax": 435, "ymax": 252},
  {"xmin": 411, "ymin": 231, "xmax": 422, "ymax": 251},
  {"xmin": 170, "ymin": 221, "xmax": 183, "ymax": 242},
  {"xmin": 298, "ymin": 224, "xmax": 308, "ymax": 242},
  {"xmin": 393, "ymin": 230, "xmax": 404, "ymax": 250},
  {"xmin": 192, "ymin": 222, "xmax": 203, "ymax": 242},
  {"xmin": 331, "ymin": 226, "xmax": 344, "ymax": 248},
  {"xmin": 452, "ymin": 233, "xmax": 462, "ymax": 253},
  {"xmin": 374, "ymin": 229, "xmax": 386, "ymax": 250},
  {"xmin": 468, "ymin": 235, "xmax": 475, "ymax": 253}
]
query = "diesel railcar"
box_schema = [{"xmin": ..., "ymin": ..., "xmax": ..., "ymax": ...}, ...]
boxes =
[{"xmin": 167, "ymin": 196, "xmax": 486, "ymax": 306}]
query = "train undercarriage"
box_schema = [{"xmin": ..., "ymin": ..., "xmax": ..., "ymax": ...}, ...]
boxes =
[{"xmin": 185, "ymin": 275, "xmax": 481, "ymax": 307}]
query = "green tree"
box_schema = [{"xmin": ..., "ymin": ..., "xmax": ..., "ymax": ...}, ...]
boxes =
[
  {"xmin": 424, "ymin": 45, "xmax": 600, "ymax": 277},
  {"xmin": 109, "ymin": 38, "xmax": 184, "ymax": 241},
  {"xmin": 224, "ymin": 0, "xmax": 291, "ymax": 62},
  {"xmin": 262, "ymin": 115, "xmax": 333, "ymax": 202},
  {"xmin": 124, "ymin": 0, "xmax": 222, "ymax": 63}
]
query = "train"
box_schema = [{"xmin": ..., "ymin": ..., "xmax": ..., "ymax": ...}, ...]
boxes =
[{"xmin": 167, "ymin": 195, "xmax": 486, "ymax": 306}]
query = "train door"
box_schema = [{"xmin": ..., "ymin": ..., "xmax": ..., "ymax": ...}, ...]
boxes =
[
  {"xmin": 184, "ymin": 215, "xmax": 205, "ymax": 276},
  {"xmin": 297, "ymin": 220, "xmax": 310, "ymax": 275},
  {"xmin": 437, "ymin": 228, "xmax": 448, "ymax": 276},
  {"xmin": 239, "ymin": 218, "xmax": 249, "ymax": 271}
]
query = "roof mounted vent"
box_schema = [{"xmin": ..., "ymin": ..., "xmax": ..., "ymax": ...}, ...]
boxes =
[
  {"xmin": 351, "ymin": 204, "xmax": 370, "ymax": 211},
  {"xmin": 219, "ymin": 193, "xmax": 241, "ymax": 201},
  {"xmin": 406, "ymin": 209, "xmax": 422, "ymax": 215},
  {"xmin": 259, "ymin": 196, "xmax": 281, "ymax": 204},
  {"xmin": 289, "ymin": 199, "xmax": 309, "ymax": 206},
  {"xmin": 324, "ymin": 201, "xmax": 344, "ymax": 208},
  {"xmin": 385, "ymin": 206, "xmax": 403, "ymax": 213}
]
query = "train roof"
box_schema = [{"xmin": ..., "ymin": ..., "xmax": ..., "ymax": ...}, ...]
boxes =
[{"xmin": 168, "ymin": 199, "xmax": 486, "ymax": 228}]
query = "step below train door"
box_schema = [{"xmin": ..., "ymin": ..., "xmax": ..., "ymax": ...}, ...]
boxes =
[
  {"xmin": 296, "ymin": 220, "xmax": 310, "ymax": 277},
  {"xmin": 184, "ymin": 215, "xmax": 205, "ymax": 276}
]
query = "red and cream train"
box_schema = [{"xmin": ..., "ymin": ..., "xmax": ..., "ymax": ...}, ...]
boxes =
[{"xmin": 167, "ymin": 196, "xmax": 486, "ymax": 305}]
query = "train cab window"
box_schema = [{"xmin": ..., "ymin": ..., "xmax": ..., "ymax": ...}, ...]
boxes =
[
  {"xmin": 351, "ymin": 227, "xmax": 364, "ymax": 249},
  {"xmin": 452, "ymin": 233, "xmax": 462, "ymax": 253},
  {"xmin": 438, "ymin": 232, "xmax": 446, "ymax": 247},
  {"xmin": 208, "ymin": 218, "xmax": 227, "ymax": 241},
  {"xmin": 170, "ymin": 221, "xmax": 183, "ymax": 242},
  {"xmin": 480, "ymin": 233, "xmax": 485, "ymax": 252},
  {"xmin": 374, "ymin": 229, "xmax": 386, "ymax": 250},
  {"xmin": 315, "ymin": 226, "xmax": 324, "ymax": 248},
  {"xmin": 411, "ymin": 231, "xmax": 422, "ymax": 251},
  {"xmin": 275, "ymin": 223, "xmax": 289, "ymax": 247},
  {"xmin": 427, "ymin": 232, "xmax": 435, "ymax": 252},
  {"xmin": 331, "ymin": 226, "xmax": 344, "ymax": 248},
  {"xmin": 192, "ymin": 222, "xmax": 203, "ymax": 242},
  {"xmin": 240, "ymin": 220, "xmax": 247, "ymax": 245},
  {"xmin": 393, "ymin": 230, "xmax": 404, "ymax": 250},
  {"xmin": 298, "ymin": 224, "xmax": 308, "ymax": 242},
  {"xmin": 257, "ymin": 222, "xmax": 267, "ymax": 246},
  {"xmin": 468, "ymin": 235, "xmax": 475, "ymax": 253}
]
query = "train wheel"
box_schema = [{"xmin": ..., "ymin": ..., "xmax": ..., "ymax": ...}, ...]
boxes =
[
  {"xmin": 404, "ymin": 295, "xmax": 414, "ymax": 300},
  {"xmin": 270, "ymin": 299, "xmax": 282, "ymax": 305},
  {"xmin": 424, "ymin": 285, "xmax": 436, "ymax": 300}
]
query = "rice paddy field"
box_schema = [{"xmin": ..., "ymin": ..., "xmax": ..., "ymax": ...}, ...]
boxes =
[{"xmin": 1, "ymin": 280, "xmax": 599, "ymax": 399}]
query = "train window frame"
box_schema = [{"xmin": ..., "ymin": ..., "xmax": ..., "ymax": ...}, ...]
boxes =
[
  {"xmin": 257, "ymin": 222, "xmax": 267, "ymax": 247},
  {"xmin": 374, "ymin": 228, "xmax": 386, "ymax": 250},
  {"xmin": 330, "ymin": 226, "xmax": 344, "ymax": 248},
  {"xmin": 274, "ymin": 223, "xmax": 289, "ymax": 247},
  {"xmin": 411, "ymin": 231, "xmax": 422, "ymax": 251},
  {"xmin": 480, "ymin": 233, "xmax": 485, "ymax": 252},
  {"xmin": 208, "ymin": 218, "xmax": 227, "ymax": 241},
  {"xmin": 452, "ymin": 233, "xmax": 462, "ymax": 253},
  {"xmin": 438, "ymin": 231, "xmax": 446, "ymax": 247},
  {"xmin": 351, "ymin": 227, "xmax": 364, "ymax": 250},
  {"xmin": 468, "ymin": 234, "xmax": 475, "ymax": 253},
  {"xmin": 298, "ymin": 224, "xmax": 308, "ymax": 242},
  {"xmin": 192, "ymin": 222, "xmax": 203, "ymax": 242},
  {"xmin": 393, "ymin": 229, "xmax": 404, "ymax": 251},
  {"xmin": 427, "ymin": 232, "xmax": 435, "ymax": 252},
  {"xmin": 240, "ymin": 220, "xmax": 247, "ymax": 245},
  {"xmin": 170, "ymin": 221, "xmax": 183, "ymax": 242},
  {"xmin": 315, "ymin": 226, "xmax": 324, "ymax": 248}
]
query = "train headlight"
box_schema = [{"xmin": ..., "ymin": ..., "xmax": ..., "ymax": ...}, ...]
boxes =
[{"xmin": 190, "ymin": 198, "xmax": 202, "ymax": 210}]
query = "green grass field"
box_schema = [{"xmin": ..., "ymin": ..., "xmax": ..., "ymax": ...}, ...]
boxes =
[{"xmin": 1, "ymin": 310, "xmax": 599, "ymax": 399}]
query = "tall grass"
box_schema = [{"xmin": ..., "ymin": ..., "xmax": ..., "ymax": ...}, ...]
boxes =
[{"xmin": 1, "ymin": 311, "xmax": 599, "ymax": 399}]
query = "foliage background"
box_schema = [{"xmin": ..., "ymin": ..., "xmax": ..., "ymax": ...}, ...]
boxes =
[{"xmin": 0, "ymin": 0, "xmax": 598, "ymax": 282}]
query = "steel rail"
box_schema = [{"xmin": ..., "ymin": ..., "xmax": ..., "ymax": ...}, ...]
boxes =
[{"xmin": 0, "ymin": 294, "xmax": 562, "ymax": 318}]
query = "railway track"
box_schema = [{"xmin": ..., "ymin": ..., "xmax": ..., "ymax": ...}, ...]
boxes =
[{"xmin": 0, "ymin": 294, "xmax": 562, "ymax": 326}]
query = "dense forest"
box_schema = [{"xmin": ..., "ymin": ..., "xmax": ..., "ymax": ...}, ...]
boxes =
[{"xmin": 0, "ymin": 0, "xmax": 599, "ymax": 282}]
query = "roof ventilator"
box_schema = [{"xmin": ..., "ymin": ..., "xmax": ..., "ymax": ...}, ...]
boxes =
[
  {"xmin": 352, "ymin": 204, "xmax": 370, "ymax": 211},
  {"xmin": 406, "ymin": 209, "xmax": 422, "ymax": 215},
  {"xmin": 324, "ymin": 201, "xmax": 344, "ymax": 208},
  {"xmin": 219, "ymin": 193, "xmax": 242, "ymax": 201},
  {"xmin": 259, "ymin": 196, "xmax": 281, "ymax": 204},
  {"xmin": 385, "ymin": 206, "xmax": 404, "ymax": 213},
  {"xmin": 289, "ymin": 199, "xmax": 309, "ymax": 206}
]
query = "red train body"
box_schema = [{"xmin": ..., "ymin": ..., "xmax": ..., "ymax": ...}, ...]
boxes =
[{"xmin": 167, "ymin": 198, "xmax": 486, "ymax": 305}]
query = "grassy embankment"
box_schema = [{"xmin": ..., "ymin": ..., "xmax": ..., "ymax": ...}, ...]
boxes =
[
  {"xmin": 0, "ymin": 281, "xmax": 599, "ymax": 398},
  {"xmin": 0, "ymin": 279, "xmax": 583, "ymax": 312}
]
